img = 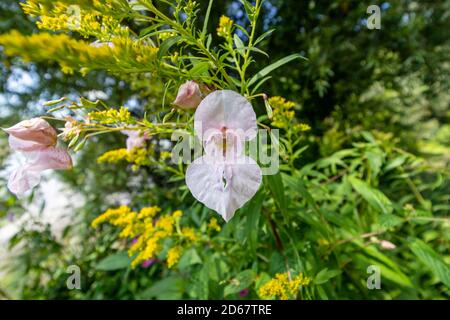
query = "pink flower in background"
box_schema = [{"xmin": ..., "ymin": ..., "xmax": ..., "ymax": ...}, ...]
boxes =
[
  {"xmin": 239, "ymin": 288, "xmax": 249, "ymax": 297},
  {"xmin": 3, "ymin": 118, "xmax": 72, "ymax": 196},
  {"xmin": 121, "ymin": 129, "xmax": 150, "ymax": 151},
  {"xmin": 380, "ymin": 240, "xmax": 396, "ymax": 250},
  {"xmin": 173, "ymin": 80, "xmax": 203, "ymax": 109},
  {"xmin": 141, "ymin": 258, "xmax": 156, "ymax": 268},
  {"xmin": 185, "ymin": 90, "xmax": 262, "ymax": 222}
]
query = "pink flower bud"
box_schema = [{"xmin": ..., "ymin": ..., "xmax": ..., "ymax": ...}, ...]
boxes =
[
  {"xmin": 379, "ymin": 240, "xmax": 396, "ymax": 250},
  {"xmin": 173, "ymin": 81, "xmax": 203, "ymax": 109},
  {"xmin": 4, "ymin": 118, "xmax": 56, "ymax": 148}
]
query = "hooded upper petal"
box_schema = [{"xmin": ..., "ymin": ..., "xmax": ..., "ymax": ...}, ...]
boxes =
[
  {"xmin": 194, "ymin": 90, "xmax": 257, "ymax": 142},
  {"xmin": 7, "ymin": 165, "xmax": 42, "ymax": 196},
  {"xmin": 185, "ymin": 155, "xmax": 262, "ymax": 221},
  {"xmin": 4, "ymin": 118, "xmax": 56, "ymax": 147},
  {"xmin": 173, "ymin": 80, "xmax": 203, "ymax": 109}
]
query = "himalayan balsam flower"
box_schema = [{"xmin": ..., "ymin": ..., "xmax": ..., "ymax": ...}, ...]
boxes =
[
  {"xmin": 185, "ymin": 90, "xmax": 262, "ymax": 222},
  {"xmin": 173, "ymin": 81, "xmax": 203, "ymax": 109},
  {"xmin": 5, "ymin": 118, "xmax": 56, "ymax": 151},
  {"xmin": 121, "ymin": 129, "xmax": 150, "ymax": 151},
  {"xmin": 3, "ymin": 118, "xmax": 72, "ymax": 196}
]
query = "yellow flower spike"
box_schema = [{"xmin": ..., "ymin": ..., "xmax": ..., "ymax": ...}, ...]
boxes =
[
  {"xmin": 181, "ymin": 227, "xmax": 197, "ymax": 241},
  {"xmin": 160, "ymin": 151, "xmax": 172, "ymax": 160},
  {"xmin": 138, "ymin": 206, "xmax": 161, "ymax": 219},
  {"xmin": 217, "ymin": 15, "xmax": 233, "ymax": 37},
  {"xmin": 172, "ymin": 210, "xmax": 183, "ymax": 219},
  {"xmin": 258, "ymin": 272, "xmax": 311, "ymax": 300},
  {"xmin": 167, "ymin": 246, "xmax": 183, "ymax": 268},
  {"xmin": 91, "ymin": 205, "xmax": 132, "ymax": 228},
  {"xmin": 155, "ymin": 215, "xmax": 175, "ymax": 235}
]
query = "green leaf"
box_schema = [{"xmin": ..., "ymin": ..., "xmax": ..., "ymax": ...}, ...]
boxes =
[
  {"xmin": 224, "ymin": 269, "xmax": 256, "ymax": 296},
  {"xmin": 265, "ymin": 172, "xmax": 287, "ymax": 214},
  {"xmin": 189, "ymin": 61, "xmax": 209, "ymax": 76},
  {"xmin": 143, "ymin": 276, "xmax": 185, "ymax": 299},
  {"xmin": 264, "ymin": 98, "xmax": 273, "ymax": 119},
  {"xmin": 157, "ymin": 36, "xmax": 182, "ymax": 60},
  {"xmin": 254, "ymin": 29, "xmax": 275, "ymax": 46},
  {"xmin": 233, "ymin": 33, "xmax": 245, "ymax": 56},
  {"xmin": 314, "ymin": 268, "xmax": 342, "ymax": 285},
  {"xmin": 241, "ymin": 189, "xmax": 265, "ymax": 253},
  {"xmin": 96, "ymin": 252, "xmax": 131, "ymax": 271},
  {"xmin": 379, "ymin": 214, "xmax": 403, "ymax": 228},
  {"xmin": 348, "ymin": 176, "xmax": 393, "ymax": 214},
  {"xmin": 410, "ymin": 239, "xmax": 450, "ymax": 287},
  {"xmin": 43, "ymin": 97, "xmax": 67, "ymax": 106},
  {"xmin": 248, "ymin": 53, "xmax": 307, "ymax": 87},
  {"xmin": 202, "ymin": 0, "xmax": 214, "ymax": 36},
  {"xmin": 178, "ymin": 248, "xmax": 202, "ymax": 268}
]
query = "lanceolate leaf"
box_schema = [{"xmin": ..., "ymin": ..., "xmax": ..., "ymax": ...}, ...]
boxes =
[
  {"xmin": 348, "ymin": 176, "xmax": 393, "ymax": 214},
  {"xmin": 248, "ymin": 53, "xmax": 307, "ymax": 87},
  {"xmin": 410, "ymin": 239, "xmax": 450, "ymax": 287}
]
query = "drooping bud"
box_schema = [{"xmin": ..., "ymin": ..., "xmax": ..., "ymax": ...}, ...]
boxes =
[
  {"xmin": 173, "ymin": 81, "xmax": 203, "ymax": 109},
  {"xmin": 4, "ymin": 118, "xmax": 57, "ymax": 147}
]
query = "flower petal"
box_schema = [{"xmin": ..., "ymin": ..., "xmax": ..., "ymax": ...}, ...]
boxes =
[
  {"xmin": 173, "ymin": 80, "xmax": 203, "ymax": 109},
  {"xmin": 27, "ymin": 147, "xmax": 73, "ymax": 171},
  {"xmin": 185, "ymin": 155, "xmax": 262, "ymax": 221},
  {"xmin": 4, "ymin": 118, "xmax": 56, "ymax": 146},
  {"xmin": 9, "ymin": 135, "xmax": 48, "ymax": 152},
  {"xmin": 7, "ymin": 166, "xmax": 42, "ymax": 196},
  {"xmin": 194, "ymin": 90, "xmax": 257, "ymax": 142}
]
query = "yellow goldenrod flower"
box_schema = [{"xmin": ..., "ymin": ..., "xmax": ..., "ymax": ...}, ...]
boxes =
[
  {"xmin": 97, "ymin": 148, "xmax": 129, "ymax": 164},
  {"xmin": 155, "ymin": 215, "xmax": 175, "ymax": 235},
  {"xmin": 97, "ymin": 148, "xmax": 152, "ymax": 170},
  {"xmin": 138, "ymin": 206, "xmax": 161, "ymax": 219},
  {"xmin": 268, "ymin": 96, "xmax": 311, "ymax": 133},
  {"xmin": 91, "ymin": 205, "xmax": 197, "ymax": 269},
  {"xmin": 181, "ymin": 227, "xmax": 197, "ymax": 241},
  {"xmin": 160, "ymin": 151, "xmax": 172, "ymax": 160},
  {"xmin": 217, "ymin": 15, "xmax": 233, "ymax": 37},
  {"xmin": 208, "ymin": 217, "xmax": 221, "ymax": 232},
  {"xmin": 258, "ymin": 272, "xmax": 311, "ymax": 300},
  {"xmin": 172, "ymin": 210, "xmax": 183, "ymax": 218},
  {"xmin": 0, "ymin": 31, "xmax": 158, "ymax": 75},
  {"xmin": 167, "ymin": 246, "xmax": 183, "ymax": 268},
  {"xmin": 88, "ymin": 106, "xmax": 132, "ymax": 125},
  {"xmin": 91, "ymin": 205, "xmax": 133, "ymax": 228}
]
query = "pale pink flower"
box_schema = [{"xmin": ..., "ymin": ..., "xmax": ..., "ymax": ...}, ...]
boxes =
[
  {"xmin": 173, "ymin": 81, "xmax": 203, "ymax": 109},
  {"xmin": 121, "ymin": 129, "xmax": 150, "ymax": 151},
  {"xmin": 379, "ymin": 240, "xmax": 396, "ymax": 250},
  {"xmin": 3, "ymin": 118, "xmax": 72, "ymax": 196},
  {"xmin": 185, "ymin": 90, "xmax": 262, "ymax": 222},
  {"xmin": 4, "ymin": 118, "xmax": 56, "ymax": 150}
]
